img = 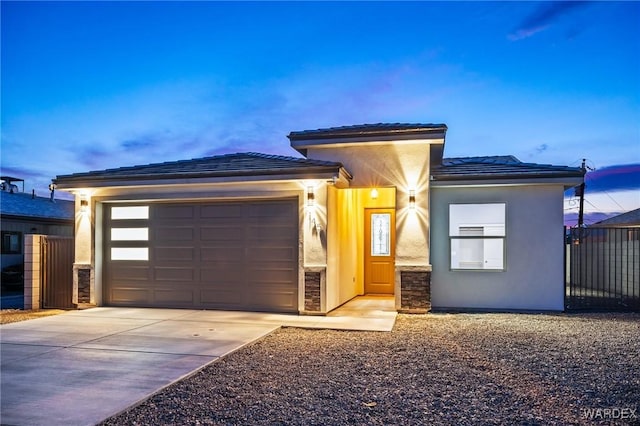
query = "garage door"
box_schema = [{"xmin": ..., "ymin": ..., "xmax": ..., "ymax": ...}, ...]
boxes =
[{"xmin": 104, "ymin": 199, "xmax": 299, "ymax": 313}]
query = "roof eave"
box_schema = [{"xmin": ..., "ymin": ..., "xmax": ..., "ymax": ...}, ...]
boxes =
[
  {"xmin": 430, "ymin": 173, "xmax": 585, "ymax": 188},
  {"xmin": 53, "ymin": 166, "xmax": 351, "ymax": 190},
  {"xmin": 288, "ymin": 125, "xmax": 448, "ymax": 142},
  {"xmin": 290, "ymin": 133, "xmax": 447, "ymax": 156},
  {"xmin": 288, "ymin": 124, "xmax": 448, "ymax": 156}
]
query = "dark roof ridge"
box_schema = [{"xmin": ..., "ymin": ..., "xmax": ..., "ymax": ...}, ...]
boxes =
[
  {"xmin": 443, "ymin": 155, "xmax": 521, "ymax": 164},
  {"xmin": 56, "ymin": 152, "xmax": 344, "ymax": 180},
  {"xmin": 433, "ymin": 154, "xmax": 585, "ymax": 182},
  {"xmin": 242, "ymin": 152, "xmax": 340, "ymax": 166},
  {"xmin": 288, "ymin": 122, "xmax": 447, "ymax": 140},
  {"xmin": 441, "ymin": 155, "xmax": 584, "ymax": 170},
  {"xmin": 54, "ymin": 151, "xmax": 348, "ymax": 184}
]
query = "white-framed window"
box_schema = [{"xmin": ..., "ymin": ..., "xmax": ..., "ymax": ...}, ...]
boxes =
[{"xmin": 449, "ymin": 203, "xmax": 505, "ymax": 270}]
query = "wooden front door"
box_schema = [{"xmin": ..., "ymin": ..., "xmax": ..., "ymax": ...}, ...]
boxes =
[{"xmin": 364, "ymin": 208, "xmax": 395, "ymax": 294}]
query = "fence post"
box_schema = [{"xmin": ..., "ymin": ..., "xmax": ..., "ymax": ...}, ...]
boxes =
[
  {"xmin": 23, "ymin": 235, "xmax": 43, "ymax": 310},
  {"xmin": 564, "ymin": 226, "xmax": 568, "ymax": 310}
]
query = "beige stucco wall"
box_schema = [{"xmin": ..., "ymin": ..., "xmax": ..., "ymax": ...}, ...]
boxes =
[
  {"xmin": 304, "ymin": 181, "xmax": 329, "ymax": 267},
  {"xmin": 307, "ymin": 143, "xmax": 433, "ymax": 269},
  {"xmin": 430, "ymin": 184, "xmax": 566, "ymax": 311},
  {"xmin": 74, "ymin": 196, "xmax": 92, "ymax": 265},
  {"xmin": 324, "ymin": 186, "xmax": 396, "ymax": 311}
]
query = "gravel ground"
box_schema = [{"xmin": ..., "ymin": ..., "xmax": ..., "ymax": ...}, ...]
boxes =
[
  {"xmin": 101, "ymin": 313, "xmax": 639, "ymax": 425},
  {"xmin": 0, "ymin": 309, "xmax": 66, "ymax": 324}
]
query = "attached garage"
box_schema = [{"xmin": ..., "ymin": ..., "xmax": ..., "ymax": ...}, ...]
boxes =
[{"xmin": 104, "ymin": 198, "xmax": 299, "ymax": 312}]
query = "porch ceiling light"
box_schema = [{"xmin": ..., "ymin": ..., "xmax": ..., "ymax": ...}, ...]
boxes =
[
  {"xmin": 307, "ymin": 186, "xmax": 315, "ymax": 207},
  {"xmin": 409, "ymin": 190, "xmax": 416, "ymax": 209},
  {"xmin": 370, "ymin": 188, "xmax": 378, "ymax": 200}
]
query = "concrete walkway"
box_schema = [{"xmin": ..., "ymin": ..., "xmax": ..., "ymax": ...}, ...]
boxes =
[{"xmin": 0, "ymin": 296, "xmax": 396, "ymax": 425}]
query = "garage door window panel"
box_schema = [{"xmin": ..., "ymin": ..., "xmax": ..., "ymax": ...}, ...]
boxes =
[
  {"xmin": 111, "ymin": 247, "xmax": 149, "ymax": 261},
  {"xmin": 111, "ymin": 206, "xmax": 149, "ymax": 220},
  {"xmin": 109, "ymin": 205, "xmax": 150, "ymax": 262},
  {"xmin": 111, "ymin": 228, "xmax": 149, "ymax": 241}
]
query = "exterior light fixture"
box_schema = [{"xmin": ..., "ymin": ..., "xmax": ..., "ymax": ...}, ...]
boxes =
[
  {"xmin": 80, "ymin": 194, "xmax": 89, "ymax": 213},
  {"xmin": 307, "ymin": 186, "xmax": 315, "ymax": 207},
  {"xmin": 409, "ymin": 190, "xmax": 416, "ymax": 209},
  {"xmin": 370, "ymin": 188, "xmax": 378, "ymax": 200}
]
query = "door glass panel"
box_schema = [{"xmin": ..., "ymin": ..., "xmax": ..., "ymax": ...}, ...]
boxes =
[{"xmin": 371, "ymin": 213, "xmax": 391, "ymax": 256}]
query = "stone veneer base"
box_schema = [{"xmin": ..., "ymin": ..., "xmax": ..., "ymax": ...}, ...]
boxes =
[
  {"xmin": 304, "ymin": 271, "xmax": 321, "ymax": 312},
  {"xmin": 399, "ymin": 270, "xmax": 431, "ymax": 313}
]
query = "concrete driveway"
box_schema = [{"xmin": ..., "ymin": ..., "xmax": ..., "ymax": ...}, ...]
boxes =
[
  {"xmin": 0, "ymin": 308, "xmax": 280, "ymax": 426},
  {"xmin": 1, "ymin": 299, "xmax": 396, "ymax": 425}
]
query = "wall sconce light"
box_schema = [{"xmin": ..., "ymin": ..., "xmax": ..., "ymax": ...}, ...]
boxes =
[
  {"xmin": 80, "ymin": 195, "xmax": 89, "ymax": 213},
  {"xmin": 307, "ymin": 186, "xmax": 315, "ymax": 207},
  {"xmin": 311, "ymin": 217, "xmax": 322, "ymax": 233},
  {"xmin": 370, "ymin": 188, "xmax": 378, "ymax": 200},
  {"xmin": 409, "ymin": 190, "xmax": 416, "ymax": 209}
]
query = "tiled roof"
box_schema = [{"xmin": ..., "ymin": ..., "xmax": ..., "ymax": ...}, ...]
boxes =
[
  {"xmin": 593, "ymin": 208, "xmax": 640, "ymax": 227},
  {"xmin": 54, "ymin": 152, "xmax": 347, "ymax": 183},
  {"xmin": 431, "ymin": 156, "xmax": 585, "ymax": 181},
  {"xmin": 288, "ymin": 123, "xmax": 448, "ymax": 141},
  {"xmin": 0, "ymin": 191, "xmax": 74, "ymax": 221}
]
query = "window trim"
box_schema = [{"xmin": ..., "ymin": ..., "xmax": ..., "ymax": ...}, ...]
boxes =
[{"xmin": 448, "ymin": 203, "xmax": 506, "ymax": 272}]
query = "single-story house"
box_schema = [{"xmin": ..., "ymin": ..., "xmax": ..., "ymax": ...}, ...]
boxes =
[
  {"xmin": 1, "ymin": 177, "xmax": 74, "ymax": 271},
  {"xmin": 53, "ymin": 123, "xmax": 584, "ymax": 313}
]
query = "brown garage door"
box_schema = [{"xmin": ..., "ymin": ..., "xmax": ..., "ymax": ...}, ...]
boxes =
[{"xmin": 104, "ymin": 199, "xmax": 299, "ymax": 313}]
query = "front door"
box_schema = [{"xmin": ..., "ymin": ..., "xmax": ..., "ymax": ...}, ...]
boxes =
[{"xmin": 364, "ymin": 208, "xmax": 395, "ymax": 294}]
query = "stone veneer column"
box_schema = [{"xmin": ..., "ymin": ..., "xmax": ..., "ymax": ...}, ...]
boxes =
[
  {"xmin": 73, "ymin": 264, "xmax": 93, "ymax": 305},
  {"xmin": 303, "ymin": 267, "xmax": 325, "ymax": 314},
  {"xmin": 23, "ymin": 235, "xmax": 43, "ymax": 310},
  {"xmin": 396, "ymin": 266, "xmax": 432, "ymax": 313}
]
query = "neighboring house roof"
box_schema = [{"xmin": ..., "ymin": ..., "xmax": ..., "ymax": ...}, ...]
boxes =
[
  {"xmin": 54, "ymin": 152, "xmax": 350, "ymax": 186},
  {"xmin": 0, "ymin": 191, "xmax": 74, "ymax": 222},
  {"xmin": 287, "ymin": 122, "xmax": 448, "ymax": 141},
  {"xmin": 593, "ymin": 208, "xmax": 640, "ymax": 227},
  {"xmin": 431, "ymin": 156, "xmax": 585, "ymax": 182}
]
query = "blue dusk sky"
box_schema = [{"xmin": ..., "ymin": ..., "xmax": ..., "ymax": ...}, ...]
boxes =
[{"xmin": 1, "ymin": 1, "xmax": 639, "ymax": 224}]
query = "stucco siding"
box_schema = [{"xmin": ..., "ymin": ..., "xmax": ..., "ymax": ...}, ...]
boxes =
[
  {"xmin": 307, "ymin": 143, "xmax": 432, "ymax": 267},
  {"xmin": 326, "ymin": 186, "xmax": 359, "ymax": 311},
  {"xmin": 430, "ymin": 184, "xmax": 566, "ymax": 311}
]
